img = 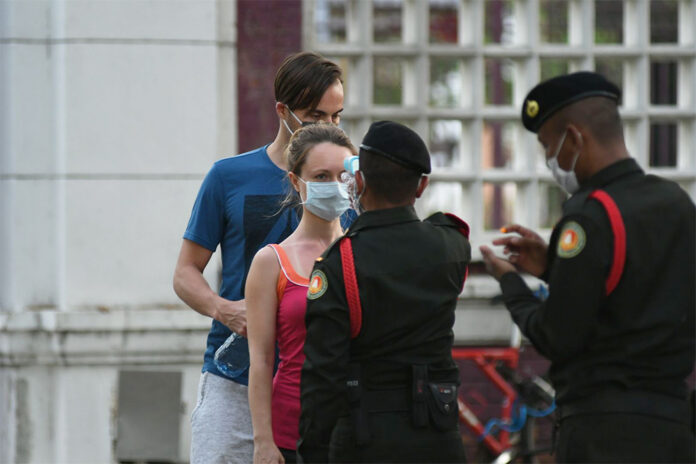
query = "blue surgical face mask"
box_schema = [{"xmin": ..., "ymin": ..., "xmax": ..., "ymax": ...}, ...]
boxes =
[
  {"xmin": 546, "ymin": 130, "xmax": 581, "ymax": 194},
  {"xmin": 282, "ymin": 106, "xmax": 316, "ymax": 135},
  {"xmin": 297, "ymin": 178, "xmax": 350, "ymax": 221}
]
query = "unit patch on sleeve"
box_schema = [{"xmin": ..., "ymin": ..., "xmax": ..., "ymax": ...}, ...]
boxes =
[
  {"xmin": 557, "ymin": 221, "xmax": 586, "ymax": 258},
  {"xmin": 307, "ymin": 269, "xmax": 328, "ymax": 300}
]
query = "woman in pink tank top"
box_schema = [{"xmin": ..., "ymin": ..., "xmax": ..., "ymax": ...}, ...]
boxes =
[{"xmin": 246, "ymin": 124, "xmax": 357, "ymax": 464}]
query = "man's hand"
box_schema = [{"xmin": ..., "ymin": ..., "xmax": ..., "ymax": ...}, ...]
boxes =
[
  {"xmin": 173, "ymin": 239, "xmax": 249, "ymax": 332},
  {"xmin": 491, "ymin": 224, "xmax": 548, "ymax": 278},
  {"xmin": 479, "ymin": 245, "xmax": 516, "ymax": 281},
  {"xmin": 213, "ymin": 297, "xmax": 247, "ymax": 336}
]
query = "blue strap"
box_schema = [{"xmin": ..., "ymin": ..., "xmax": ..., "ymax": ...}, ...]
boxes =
[{"xmin": 478, "ymin": 399, "xmax": 556, "ymax": 440}]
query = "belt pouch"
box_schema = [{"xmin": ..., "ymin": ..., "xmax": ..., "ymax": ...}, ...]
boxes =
[
  {"xmin": 412, "ymin": 365, "xmax": 428, "ymax": 427},
  {"xmin": 347, "ymin": 363, "xmax": 370, "ymax": 445},
  {"xmin": 426, "ymin": 382, "xmax": 459, "ymax": 431}
]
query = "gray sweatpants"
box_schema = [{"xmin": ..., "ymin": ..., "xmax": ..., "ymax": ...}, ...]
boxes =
[{"xmin": 190, "ymin": 372, "xmax": 253, "ymax": 464}]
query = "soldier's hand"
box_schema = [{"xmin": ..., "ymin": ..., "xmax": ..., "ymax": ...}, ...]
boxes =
[
  {"xmin": 213, "ymin": 297, "xmax": 247, "ymax": 336},
  {"xmin": 479, "ymin": 245, "xmax": 516, "ymax": 281},
  {"xmin": 492, "ymin": 224, "xmax": 548, "ymax": 278}
]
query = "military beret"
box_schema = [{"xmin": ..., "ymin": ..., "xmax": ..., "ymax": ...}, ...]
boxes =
[
  {"xmin": 522, "ymin": 71, "xmax": 621, "ymax": 133},
  {"xmin": 360, "ymin": 121, "xmax": 431, "ymax": 174}
]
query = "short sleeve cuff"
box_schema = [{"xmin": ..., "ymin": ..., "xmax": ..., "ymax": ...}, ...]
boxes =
[{"xmin": 182, "ymin": 232, "xmax": 217, "ymax": 252}]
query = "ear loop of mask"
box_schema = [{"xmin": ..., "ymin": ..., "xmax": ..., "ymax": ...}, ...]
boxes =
[
  {"xmin": 282, "ymin": 105, "xmax": 314, "ymax": 136},
  {"xmin": 294, "ymin": 175, "xmax": 308, "ymax": 203},
  {"xmin": 282, "ymin": 118, "xmax": 294, "ymax": 136},
  {"xmin": 353, "ymin": 171, "xmax": 366, "ymax": 214}
]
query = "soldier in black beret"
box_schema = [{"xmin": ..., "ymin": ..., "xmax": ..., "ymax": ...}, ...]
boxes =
[
  {"xmin": 298, "ymin": 121, "xmax": 471, "ymax": 463},
  {"xmin": 360, "ymin": 120, "xmax": 432, "ymax": 174},
  {"xmin": 481, "ymin": 71, "xmax": 695, "ymax": 462}
]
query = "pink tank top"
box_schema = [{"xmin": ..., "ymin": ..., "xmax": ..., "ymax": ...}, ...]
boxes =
[{"xmin": 268, "ymin": 244, "xmax": 309, "ymax": 451}]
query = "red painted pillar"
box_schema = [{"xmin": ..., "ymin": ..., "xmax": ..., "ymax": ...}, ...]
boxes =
[{"xmin": 236, "ymin": 0, "xmax": 302, "ymax": 153}]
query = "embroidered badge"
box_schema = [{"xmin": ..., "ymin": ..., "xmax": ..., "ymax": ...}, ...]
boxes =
[
  {"xmin": 307, "ymin": 270, "xmax": 328, "ymax": 300},
  {"xmin": 557, "ymin": 221, "xmax": 586, "ymax": 258},
  {"xmin": 526, "ymin": 100, "xmax": 539, "ymax": 118}
]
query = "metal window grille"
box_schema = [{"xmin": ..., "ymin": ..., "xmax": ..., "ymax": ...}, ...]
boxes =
[{"xmin": 305, "ymin": 0, "xmax": 696, "ymax": 272}]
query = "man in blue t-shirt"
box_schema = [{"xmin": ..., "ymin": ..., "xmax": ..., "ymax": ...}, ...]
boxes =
[{"xmin": 174, "ymin": 52, "xmax": 345, "ymax": 464}]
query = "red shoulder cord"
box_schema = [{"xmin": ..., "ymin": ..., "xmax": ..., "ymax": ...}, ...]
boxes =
[
  {"xmin": 340, "ymin": 214, "xmax": 471, "ymax": 337},
  {"xmin": 339, "ymin": 238, "xmax": 362, "ymax": 338},
  {"xmin": 444, "ymin": 212, "xmax": 470, "ymax": 289},
  {"xmin": 588, "ymin": 189, "xmax": 626, "ymax": 296}
]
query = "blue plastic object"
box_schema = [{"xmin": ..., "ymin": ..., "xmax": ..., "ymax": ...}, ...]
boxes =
[
  {"xmin": 214, "ymin": 332, "xmax": 249, "ymax": 378},
  {"xmin": 479, "ymin": 399, "xmax": 556, "ymax": 440},
  {"xmin": 344, "ymin": 156, "xmax": 359, "ymax": 175}
]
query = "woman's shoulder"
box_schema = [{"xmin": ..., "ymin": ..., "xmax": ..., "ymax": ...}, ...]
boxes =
[
  {"xmin": 276, "ymin": 239, "xmax": 327, "ymax": 261},
  {"xmin": 251, "ymin": 245, "xmax": 282, "ymax": 273},
  {"xmin": 274, "ymin": 239, "xmax": 326, "ymax": 279}
]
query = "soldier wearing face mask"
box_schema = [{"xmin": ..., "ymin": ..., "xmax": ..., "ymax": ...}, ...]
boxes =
[{"xmin": 480, "ymin": 72, "xmax": 695, "ymax": 463}]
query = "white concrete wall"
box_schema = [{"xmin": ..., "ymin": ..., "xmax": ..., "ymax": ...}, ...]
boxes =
[
  {"xmin": 0, "ymin": 0, "xmax": 237, "ymax": 312},
  {"xmin": 0, "ymin": 309, "xmax": 213, "ymax": 463},
  {"xmin": 0, "ymin": 0, "xmax": 237, "ymax": 462}
]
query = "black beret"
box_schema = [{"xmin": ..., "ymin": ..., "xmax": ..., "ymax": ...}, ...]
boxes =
[
  {"xmin": 359, "ymin": 121, "xmax": 431, "ymax": 174},
  {"xmin": 522, "ymin": 71, "xmax": 621, "ymax": 133}
]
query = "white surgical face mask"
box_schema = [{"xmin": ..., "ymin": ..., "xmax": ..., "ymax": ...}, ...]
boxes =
[
  {"xmin": 297, "ymin": 178, "xmax": 350, "ymax": 221},
  {"xmin": 282, "ymin": 106, "xmax": 316, "ymax": 136},
  {"xmin": 546, "ymin": 130, "xmax": 580, "ymax": 194}
]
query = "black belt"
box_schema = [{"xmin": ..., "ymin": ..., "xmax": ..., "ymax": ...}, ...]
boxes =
[
  {"xmin": 558, "ymin": 390, "xmax": 690, "ymax": 424},
  {"xmin": 361, "ymin": 388, "xmax": 411, "ymax": 413}
]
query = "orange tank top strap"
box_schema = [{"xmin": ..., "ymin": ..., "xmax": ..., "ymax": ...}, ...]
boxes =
[{"xmin": 267, "ymin": 244, "xmax": 310, "ymax": 301}]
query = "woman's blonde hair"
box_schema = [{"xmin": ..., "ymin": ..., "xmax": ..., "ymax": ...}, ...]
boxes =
[{"xmin": 286, "ymin": 123, "xmax": 357, "ymax": 176}]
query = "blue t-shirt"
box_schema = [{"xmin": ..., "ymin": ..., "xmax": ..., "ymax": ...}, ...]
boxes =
[
  {"xmin": 184, "ymin": 146, "xmax": 299, "ymax": 384},
  {"xmin": 184, "ymin": 145, "xmax": 355, "ymax": 385}
]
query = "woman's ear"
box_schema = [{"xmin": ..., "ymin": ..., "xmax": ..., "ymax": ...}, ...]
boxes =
[{"xmin": 288, "ymin": 171, "xmax": 301, "ymax": 193}]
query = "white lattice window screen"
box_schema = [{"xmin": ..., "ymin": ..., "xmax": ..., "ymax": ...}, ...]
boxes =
[{"xmin": 304, "ymin": 0, "xmax": 696, "ymax": 264}]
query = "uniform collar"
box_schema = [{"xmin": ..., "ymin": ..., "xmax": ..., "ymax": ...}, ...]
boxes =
[
  {"xmin": 346, "ymin": 205, "xmax": 420, "ymax": 235},
  {"xmin": 580, "ymin": 158, "xmax": 643, "ymax": 191}
]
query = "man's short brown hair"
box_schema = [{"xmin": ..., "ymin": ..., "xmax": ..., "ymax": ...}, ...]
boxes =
[{"xmin": 274, "ymin": 52, "xmax": 343, "ymax": 111}]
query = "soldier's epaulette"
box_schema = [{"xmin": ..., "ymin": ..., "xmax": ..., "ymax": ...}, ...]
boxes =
[
  {"xmin": 564, "ymin": 190, "xmax": 609, "ymax": 221},
  {"xmin": 426, "ymin": 212, "xmax": 470, "ymax": 238},
  {"xmin": 316, "ymin": 233, "xmax": 347, "ymax": 262}
]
